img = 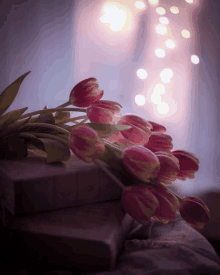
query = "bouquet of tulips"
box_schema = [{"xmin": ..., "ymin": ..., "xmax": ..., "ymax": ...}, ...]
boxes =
[{"xmin": 0, "ymin": 72, "xmax": 210, "ymax": 230}]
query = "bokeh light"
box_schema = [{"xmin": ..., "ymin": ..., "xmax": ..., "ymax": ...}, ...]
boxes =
[
  {"xmin": 157, "ymin": 102, "xmax": 169, "ymax": 114},
  {"xmin": 156, "ymin": 7, "xmax": 166, "ymax": 15},
  {"xmin": 181, "ymin": 30, "xmax": 190, "ymax": 38},
  {"xmin": 148, "ymin": 0, "xmax": 159, "ymax": 5},
  {"xmin": 170, "ymin": 6, "xmax": 179, "ymax": 14},
  {"xmin": 191, "ymin": 55, "xmax": 200, "ymax": 64},
  {"xmin": 135, "ymin": 1, "xmax": 146, "ymax": 9},
  {"xmin": 135, "ymin": 94, "xmax": 146, "ymax": 106},
  {"xmin": 185, "ymin": 0, "xmax": 193, "ymax": 3},
  {"xmin": 151, "ymin": 94, "xmax": 162, "ymax": 104},
  {"xmin": 137, "ymin": 69, "xmax": 148, "ymax": 79},
  {"xmin": 100, "ymin": 4, "xmax": 127, "ymax": 32},
  {"xmin": 155, "ymin": 48, "xmax": 165, "ymax": 58},
  {"xmin": 160, "ymin": 68, "xmax": 173, "ymax": 79},
  {"xmin": 159, "ymin": 17, "xmax": 169, "ymax": 25},
  {"xmin": 153, "ymin": 84, "xmax": 165, "ymax": 95},
  {"xmin": 155, "ymin": 24, "xmax": 167, "ymax": 35},
  {"xmin": 165, "ymin": 39, "xmax": 176, "ymax": 49},
  {"xmin": 161, "ymin": 76, "xmax": 171, "ymax": 84}
]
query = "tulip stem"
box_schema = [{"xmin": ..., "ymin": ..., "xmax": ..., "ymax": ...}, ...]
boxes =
[
  {"xmin": 103, "ymin": 139, "xmax": 123, "ymax": 155},
  {"xmin": 19, "ymin": 108, "xmax": 87, "ymax": 120},
  {"xmin": 56, "ymin": 101, "xmax": 70, "ymax": 108},
  {"xmin": 94, "ymin": 159, "xmax": 126, "ymax": 190}
]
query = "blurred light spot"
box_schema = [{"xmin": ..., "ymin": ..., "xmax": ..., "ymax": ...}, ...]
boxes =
[
  {"xmin": 161, "ymin": 76, "xmax": 171, "ymax": 84},
  {"xmin": 153, "ymin": 84, "xmax": 165, "ymax": 95},
  {"xmin": 157, "ymin": 102, "xmax": 169, "ymax": 114},
  {"xmin": 148, "ymin": 0, "xmax": 159, "ymax": 5},
  {"xmin": 155, "ymin": 24, "xmax": 167, "ymax": 35},
  {"xmin": 170, "ymin": 6, "xmax": 179, "ymax": 14},
  {"xmin": 135, "ymin": 94, "xmax": 146, "ymax": 106},
  {"xmin": 159, "ymin": 17, "xmax": 169, "ymax": 25},
  {"xmin": 181, "ymin": 30, "xmax": 190, "ymax": 38},
  {"xmin": 156, "ymin": 7, "xmax": 166, "ymax": 15},
  {"xmin": 135, "ymin": 1, "xmax": 146, "ymax": 9},
  {"xmin": 155, "ymin": 48, "xmax": 165, "ymax": 58},
  {"xmin": 165, "ymin": 39, "xmax": 176, "ymax": 49},
  {"xmin": 151, "ymin": 94, "xmax": 162, "ymax": 104},
  {"xmin": 160, "ymin": 68, "xmax": 173, "ymax": 79},
  {"xmin": 100, "ymin": 3, "xmax": 127, "ymax": 32},
  {"xmin": 191, "ymin": 55, "xmax": 200, "ymax": 64},
  {"xmin": 185, "ymin": 0, "xmax": 193, "ymax": 3},
  {"xmin": 137, "ymin": 69, "xmax": 148, "ymax": 79}
]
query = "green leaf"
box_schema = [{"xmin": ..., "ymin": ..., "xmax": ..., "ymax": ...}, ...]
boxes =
[
  {"xmin": 54, "ymin": 111, "xmax": 71, "ymax": 124},
  {"xmin": 0, "ymin": 71, "xmax": 31, "ymax": 117},
  {"xmin": 0, "ymin": 134, "xmax": 28, "ymax": 160},
  {"xmin": 24, "ymin": 134, "xmax": 71, "ymax": 163},
  {"xmin": 0, "ymin": 107, "xmax": 28, "ymax": 128},
  {"xmin": 85, "ymin": 123, "xmax": 132, "ymax": 138}
]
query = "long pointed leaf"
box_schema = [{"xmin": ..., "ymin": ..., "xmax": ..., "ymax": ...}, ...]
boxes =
[
  {"xmin": 0, "ymin": 107, "xmax": 28, "ymax": 128},
  {"xmin": 86, "ymin": 123, "xmax": 132, "ymax": 138},
  {"xmin": 0, "ymin": 71, "xmax": 31, "ymax": 117}
]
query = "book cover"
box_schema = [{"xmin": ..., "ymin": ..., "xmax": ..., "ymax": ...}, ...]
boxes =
[{"xmin": 0, "ymin": 200, "xmax": 134, "ymax": 272}]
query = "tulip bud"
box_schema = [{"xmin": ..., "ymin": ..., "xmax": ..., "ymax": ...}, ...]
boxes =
[
  {"xmin": 148, "ymin": 121, "xmax": 167, "ymax": 133},
  {"xmin": 121, "ymin": 145, "xmax": 160, "ymax": 183},
  {"xmin": 117, "ymin": 114, "xmax": 152, "ymax": 145},
  {"xmin": 69, "ymin": 78, "xmax": 103, "ymax": 107},
  {"xmin": 155, "ymin": 151, "xmax": 180, "ymax": 184},
  {"xmin": 121, "ymin": 185, "xmax": 160, "ymax": 224},
  {"xmin": 69, "ymin": 125, "xmax": 105, "ymax": 163},
  {"xmin": 172, "ymin": 150, "xmax": 199, "ymax": 180},
  {"xmin": 144, "ymin": 132, "xmax": 173, "ymax": 153},
  {"xmin": 179, "ymin": 196, "xmax": 210, "ymax": 229},
  {"xmin": 147, "ymin": 185, "xmax": 180, "ymax": 224},
  {"xmin": 87, "ymin": 100, "xmax": 122, "ymax": 124}
]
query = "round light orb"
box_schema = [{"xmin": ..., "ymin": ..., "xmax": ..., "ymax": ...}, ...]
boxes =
[
  {"xmin": 151, "ymin": 94, "xmax": 161, "ymax": 104},
  {"xmin": 170, "ymin": 6, "xmax": 179, "ymax": 14},
  {"xmin": 155, "ymin": 48, "xmax": 165, "ymax": 58},
  {"xmin": 157, "ymin": 102, "xmax": 169, "ymax": 114},
  {"xmin": 148, "ymin": 0, "xmax": 159, "ymax": 5},
  {"xmin": 161, "ymin": 76, "xmax": 171, "ymax": 84},
  {"xmin": 181, "ymin": 30, "xmax": 190, "ymax": 38},
  {"xmin": 156, "ymin": 7, "xmax": 166, "ymax": 15},
  {"xmin": 155, "ymin": 24, "xmax": 167, "ymax": 35},
  {"xmin": 135, "ymin": 94, "xmax": 146, "ymax": 106},
  {"xmin": 137, "ymin": 69, "xmax": 148, "ymax": 79},
  {"xmin": 159, "ymin": 17, "xmax": 169, "ymax": 25},
  {"xmin": 160, "ymin": 68, "xmax": 173, "ymax": 79},
  {"xmin": 191, "ymin": 55, "xmax": 200, "ymax": 64},
  {"xmin": 153, "ymin": 84, "xmax": 165, "ymax": 95},
  {"xmin": 135, "ymin": 1, "xmax": 146, "ymax": 9},
  {"xmin": 165, "ymin": 39, "xmax": 176, "ymax": 49},
  {"xmin": 185, "ymin": 0, "xmax": 193, "ymax": 3}
]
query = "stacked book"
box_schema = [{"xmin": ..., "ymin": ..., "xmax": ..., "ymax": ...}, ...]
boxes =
[{"xmin": 0, "ymin": 151, "xmax": 134, "ymax": 273}]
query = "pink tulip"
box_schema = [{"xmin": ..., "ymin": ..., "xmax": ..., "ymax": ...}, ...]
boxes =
[
  {"xmin": 107, "ymin": 132, "xmax": 134, "ymax": 148},
  {"xmin": 154, "ymin": 151, "xmax": 180, "ymax": 184},
  {"xmin": 179, "ymin": 196, "xmax": 210, "ymax": 229},
  {"xmin": 69, "ymin": 78, "xmax": 103, "ymax": 107},
  {"xmin": 121, "ymin": 145, "xmax": 160, "ymax": 183},
  {"xmin": 147, "ymin": 184, "xmax": 180, "ymax": 224},
  {"xmin": 121, "ymin": 185, "xmax": 160, "ymax": 224},
  {"xmin": 148, "ymin": 121, "xmax": 167, "ymax": 133},
  {"xmin": 117, "ymin": 114, "xmax": 152, "ymax": 145},
  {"xmin": 144, "ymin": 132, "xmax": 173, "ymax": 153},
  {"xmin": 172, "ymin": 150, "xmax": 199, "ymax": 180},
  {"xmin": 87, "ymin": 100, "xmax": 122, "ymax": 124},
  {"xmin": 69, "ymin": 125, "xmax": 105, "ymax": 163}
]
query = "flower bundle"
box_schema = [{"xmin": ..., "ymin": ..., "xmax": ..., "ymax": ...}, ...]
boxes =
[{"xmin": 0, "ymin": 72, "xmax": 210, "ymax": 229}]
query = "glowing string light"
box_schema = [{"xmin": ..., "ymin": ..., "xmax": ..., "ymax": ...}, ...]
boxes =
[
  {"xmin": 135, "ymin": 94, "xmax": 146, "ymax": 106},
  {"xmin": 155, "ymin": 24, "xmax": 167, "ymax": 35},
  {"xmin": 153, "ymin": 84, "xmax": 165, "ymax": 95},
  {"xmin": 135, "ymin": 1, "xmax": 146, "ymax": 9},
  {"xmin": 185, "ymin": 0, "xmax": 193, "ymax": 3},
  {"xmin": 159, "ymin": 17, "xmax": 169, "ymax": 25},
  {"xmin": 191, "ymin": 55, "xmax": 200, "ymax": 64},
  {"xmin": 151, "ymin": 94, "xmax": 161, "ymax": 104},
  {"xmin": 155, "ymin": 48, "xmax": 165, "ymax": 58},
  {"xmin": 181, "ymin": 30, "xmax": 190, "ymax": 38},
  {"xmin": 170, "ymin": 6, "xmax": 179, "ymax": 14},
  {"xmin": 137, "ymin": 69, "xmax": 148, "ymax": 79},
  {"xmin": 157, "ymin": 102, "xmax": 169, "ymax": 114},
  {"xmin": 148, "ymin": 0, "xmax": 159, "ymax": 5},
  {"xmin": 156, "ymin": 7, "xmax": 166, "ymax": 15},
  {"xmin": 165, "ymin": 39, "xmax": 176, "ymax": 49}
]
